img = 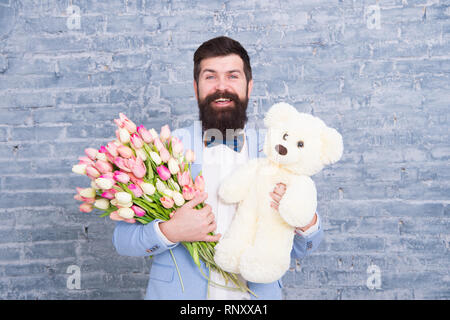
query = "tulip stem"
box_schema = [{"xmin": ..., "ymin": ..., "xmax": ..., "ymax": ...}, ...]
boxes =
[{"xmin": 169, "ymin": 249, "xmax": 184, "ymax": 293}]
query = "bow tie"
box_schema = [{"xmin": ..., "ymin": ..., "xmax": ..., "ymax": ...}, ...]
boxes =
[{"xmin": 204, "ymin": 132, "xmax": 245, "ymax": 152}]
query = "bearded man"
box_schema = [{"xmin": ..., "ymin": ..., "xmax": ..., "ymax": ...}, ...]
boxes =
[{"xmin": 113, "ymin": 36, "xmax": 323, "ymax": 300}]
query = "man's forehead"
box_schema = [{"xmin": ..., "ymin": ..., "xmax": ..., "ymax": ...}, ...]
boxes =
[{"xmin": 200, "ymin": 54, "xmax": 244, "ymax": 73}]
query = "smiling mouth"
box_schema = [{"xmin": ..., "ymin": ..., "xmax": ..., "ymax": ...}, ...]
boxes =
[{"xmin": 213, "ymin": 98, "xmax": 233, "ymax": 107}]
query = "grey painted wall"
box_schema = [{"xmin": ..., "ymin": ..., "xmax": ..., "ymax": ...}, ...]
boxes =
[{"xmin": 0, "ymin": 0, "xmax": 448, "ymax": 299}]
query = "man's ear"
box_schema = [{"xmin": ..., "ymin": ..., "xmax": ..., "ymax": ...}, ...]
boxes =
[
  {"xmin": 247, "ymin": 79, "xmax": 253, "ymax": 97},
  {"xmin": 193, "ymin": 80, "xmax": 199, "ymax": 101}
]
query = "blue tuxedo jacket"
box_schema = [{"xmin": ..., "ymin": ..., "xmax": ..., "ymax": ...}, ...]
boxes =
[{"xmin": 112, "ymin": 122, "xmax": 324, "ymax": 300}]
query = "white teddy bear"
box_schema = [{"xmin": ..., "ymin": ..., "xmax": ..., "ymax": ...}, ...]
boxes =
[{"xmin": 214, "ymin": 102, "xmax": 343, "ymax": 283}]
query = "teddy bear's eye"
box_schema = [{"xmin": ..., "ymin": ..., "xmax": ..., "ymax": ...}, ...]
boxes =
[
  {"xmin": 282, "ymin": 133, "xmax": 288, "ymax": 140},
  {"xmin": 297, "ymin": 141, "xmax": 304, "ymax": 148}
]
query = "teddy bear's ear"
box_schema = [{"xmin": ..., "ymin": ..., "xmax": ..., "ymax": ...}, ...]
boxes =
[
  {"xmin": 320, "ymin": 126, "xmax": 344, "ymax": 165},
  {"xmin": 264, "ymin": 102, "xmax": 299, "ymax": 128}
]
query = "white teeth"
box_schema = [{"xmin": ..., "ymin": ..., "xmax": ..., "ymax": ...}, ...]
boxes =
[{"xmin": 215, "ymin": 98, "xmax": 231, "ymax": 102}]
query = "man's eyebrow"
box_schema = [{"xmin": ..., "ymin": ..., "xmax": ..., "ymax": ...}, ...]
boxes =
[{"xmin": 201, "ymin": 69, "xmax": 242, "ymax": 74}]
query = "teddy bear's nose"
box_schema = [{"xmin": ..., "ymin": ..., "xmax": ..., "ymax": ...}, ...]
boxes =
[{"xmin": 275, "ymin": 144, "xmax": 288, "ymax": 156}]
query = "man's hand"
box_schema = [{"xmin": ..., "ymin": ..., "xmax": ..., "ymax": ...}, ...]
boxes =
[
  {"xmin": 269, "ymin": 183, "xmax": 286, "ymax": 211},
  {"xmin": 269, "ymin": 182, "xmax": 317, "ymax": 232},
  {"xmin": 159, "ymin": 192, "xmax": 221, "ymax": 243}
]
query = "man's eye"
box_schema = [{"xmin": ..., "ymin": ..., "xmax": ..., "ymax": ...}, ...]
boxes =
[
  {"xmin": 282, "ymin": 133, "xmax": 288, "ymax": 140},
  {"xmin": 230, "ymin": 75, "xmax": 238, "ymax": 79},
  {"xmin": 205, "ymin": 75, "xmax": 214, "ymax": 80}
]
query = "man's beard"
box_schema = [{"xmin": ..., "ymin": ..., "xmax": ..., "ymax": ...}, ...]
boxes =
[{"xmin": 197, "ymin": 89, "xmax": 249, "ymax": 136}]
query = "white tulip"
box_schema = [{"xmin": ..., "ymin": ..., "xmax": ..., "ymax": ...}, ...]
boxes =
[
  {"xmin": 95, "ymin": 152, "xmax": 107, "ymax": 162},
  {"xmin": 115, "ymin": 192, "xmax": 132, "ymax": 204},
  {"xmin": 173, "ymin": 191, "xmax": 185, "ymax": 206},
  {"xmin": 149, "ymin": 152, "xmax": 161, "ymax": 165},
  {"xmin": 91, "ymin": 180, "xmax": 100, "ymax": 190},
  {"xmin": 119, "ymin": 128, "xmax": 130, "ymax": 143},
  {"xmin": 162, "ymin": 189, "xmax": 173, "ymax": 198},
  {"xmin": 135, "ymin": 148, "xmax": 147, "ymax": 161},
  {"xmin": 118, "ymin": 207, "xmax": 134, "ymax": 219},
  {"xmin": 168, "ymin": 158, "xmax": 180, "ymax": 175},
  {"xmin": 168, "ymin": 178, "xmax": 180, "ymax": 192},
  {"xmin": 95, "ymin": 178, "xmax": 114, "ymax": 190},
  {"xmin": 94, "ymin": 198, "xmax": 110, "ymax": 210},
  {"xmin": 155, "ymin": 179, "xmax": 166, "ymax": 193},
  {"xmin": 149, "ymin": 128, "xmax": 158, "ymax": 140},
  {"xmin": 118, "ymin": 201, "xmax": 133, "ymax": 208},
  {"xmin": 79, "ymin": 187, "xmax": 96, "ymax": 198},
  {"xmin": 110, "ymin": 199, "xmax": 118, "ymax": 206},
  {"xmin": 72, "ymin": 164, "xmax": 87, "ymax": 175},
  {"xmin": 140, "ymin": 182, "xmax": 156, "ymax": 195}
]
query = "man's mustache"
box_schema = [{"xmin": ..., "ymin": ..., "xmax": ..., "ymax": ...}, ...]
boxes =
[{"xmin": 203, "ymin": 90, "xmax": 240, "ymax": 106}]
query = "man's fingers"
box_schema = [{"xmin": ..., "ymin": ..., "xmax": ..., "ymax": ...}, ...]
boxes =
[
  {"xmin": 269, "ymin": 192, "xmax": 282, "ymax": 203},
  {"xmin": 184, "ymin": 192, "xmax": 208, "ymax": 209},
  {"xmin": 198, "ymin": 204, "xmax": 212, "ymax": 215},
  {"xmin": 203, "ymin": 233, "xmax": 221, "ymax": 242},
  {"xmin": 206, "ymin": 221, "xmax": 217, "ymax": 233},
  {"xmin": 270, "ymin": 201, "xmax": 279, "ymax": 210},
  {"xmin": 273, "ymin": 183, "xmax": 286, "ymax": 196},
  {"xmin": 205, "ymin": 212, "xmax": 215, "ymax": 224}
]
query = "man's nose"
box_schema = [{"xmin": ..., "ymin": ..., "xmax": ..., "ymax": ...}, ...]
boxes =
[{"xmin": 215, "ymin": 76, "xmax": 228, "ymax": 91}]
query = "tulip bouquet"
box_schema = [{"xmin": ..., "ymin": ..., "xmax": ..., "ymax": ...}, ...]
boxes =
[{"xmin": 72, "ymin": 113, "xmax": 254, "ymax": 296}]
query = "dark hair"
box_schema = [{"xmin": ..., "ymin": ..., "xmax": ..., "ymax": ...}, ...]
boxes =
[{"xmin": 193, "ymin": 36, "xmax": 252, "ymax": 85}]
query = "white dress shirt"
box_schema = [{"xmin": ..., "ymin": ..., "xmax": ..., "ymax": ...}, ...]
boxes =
[{"xmin": 202, "ymin": 134, "xmax": 251, "ymax": 300}]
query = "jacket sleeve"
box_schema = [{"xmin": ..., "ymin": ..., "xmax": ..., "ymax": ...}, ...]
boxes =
[
  {"xmin": 290, "ymin": 213, "xmax": 324, "ymax": 260},
  {"xmin": 112, "ymin": 219, "xmax": 179, "ymax": 257}
]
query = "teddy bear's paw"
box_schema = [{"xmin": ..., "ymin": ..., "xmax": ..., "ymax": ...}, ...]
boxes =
[
  {"xmin": 278, "ymin": 198, "xmax": 316, "ymax": 228},
  {"xmin": 213, "ymin": 239, "xmax": 242, "ymax": 274},
  {"xmin": 218, "ymin": 180, "xmax": 239, "ymax": 203},
  {"xmin": 239, "ymin": 247, "xmax": 289, "ymax": 284}
]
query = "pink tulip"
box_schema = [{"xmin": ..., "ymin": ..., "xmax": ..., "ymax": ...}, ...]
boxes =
[
  {"xmin": 78, "ymin": 156, "xmax": 95, "ymax": 166},
  {"xmin": 194, "ymin": 175, "xmax": 205, "ymax": 192},
  {"xmin": 114, "ymin": 113, "xmax": 137, "ymax": 134},
  {"xmin": 95, "ymin": 160, "xmax": 113, "ymax": 174},
  {"xmin": 131, "ymin": 205, "xmax": 146, "ymax": 217},
  {"xmin": 113, "ymin": 170, "xmax": 130, "ymax": 184},
  {"xmin": 177, "ymin": 171, "xmax": 192, "ymax": 187},
  {"xmin": 129, "ymin": 184, "xmax": 143, "ymax": 198},
  {"xmin": 130, "ymin": 133, "xmax": 144, "ymax": 149},
  {"xmin": 109, "ymin": 211, "xmax": 136, "ymax": 223},
  {"xmin": 182, "ymin": 185, "xmax": 195, "ymax": 201},
  {"xmin": 114, "ymin": 157, "xmax": 132, "ymax": 172},
  {"xmin": 98, "ymin": 146, "xmax": 115, "ymax": 163},
  {"xmin": 117, "ymin": 145, "xmax": 134, "ymax": 158},
  {"xmin": 74, "ymin": 193, "xmax": 96, "ymax": 204},
  {"xmin": 159, "ymin": 147, "xmax": 170, "ymax": 163},
  {"xmin": 185, "ymin": 149, "xmax": 195, "ymax": 163},
  {"xmin": 126, "ymin": 171, "xmax": 144, "ymax": 186},
  {"xmin": 160, "ymin": 196, "xmax": 174, "ymax": 209},
  {"xmin": 171, "ymin": 137, "xmax": 183, "ymax": 156},
  {"xmin": 74, "ymin": 194, "xmax": 84, "ymax": 201},
  {"xmin": 101, "ymin": 190, "xmax": 116, "ymax": 200},
  {"xmin": 129, "ymin": 156, "xmax": 146, "ymax": 179},
  {"xmin": 153, "ymin": 137, "xmax": 165, "ymax": 151},
  {"xmin": 86, "ymin": 166, "xmax": 101, "ymax": 179},
  {"xmin": 84, "ymin": 148, "xmax": 98, "ymax": 161},
  {"xmin": 137, "ymin": 125, "xmax": 153, "ymax": 143},
  {"xmin": 79, "ymin": 202, "xmax": 93, "ymax": 213},
  {"xmin": 106, "ymin": 142, "xmax": 119, "ymax": 157},
  {"xmin": 156, "ymin": 165, "xmax": 171, "ymax": 181},
  {"xmin": 160, "ymin": 124, "xmax": 171, "ymax": 142}
]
